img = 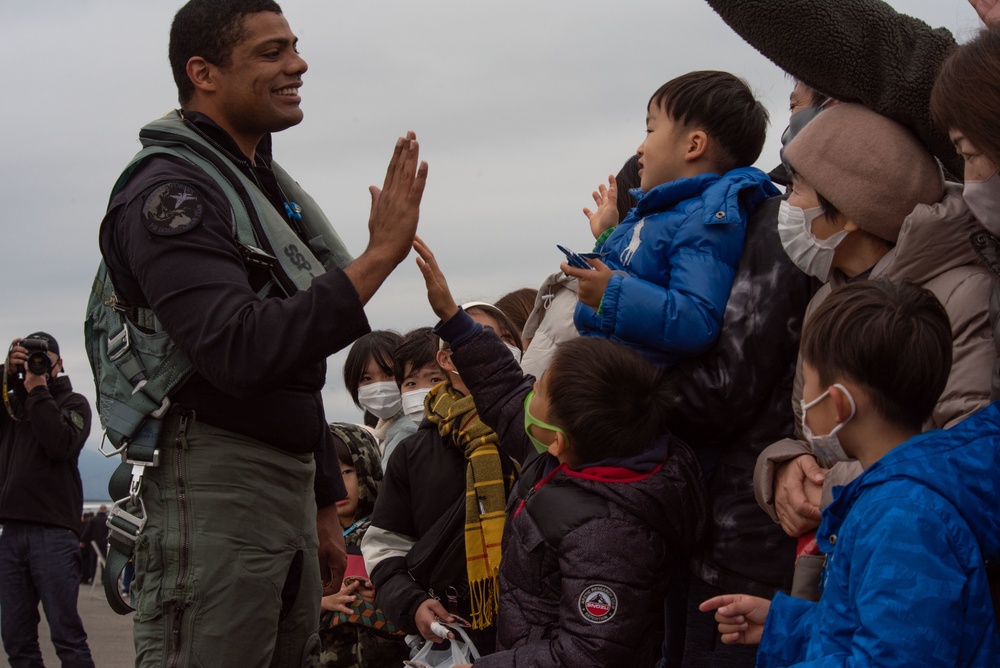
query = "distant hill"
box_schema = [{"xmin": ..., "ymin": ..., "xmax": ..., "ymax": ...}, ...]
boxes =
[{"xmin": 79, "ymin": 446, "xmax": 117, "ymax": 502}]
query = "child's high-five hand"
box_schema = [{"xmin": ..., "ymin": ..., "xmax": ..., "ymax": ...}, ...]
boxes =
[
  {"xmin": 698, "ymin": 594, "xmax": 771, "ymax": 645},
  {"xmin": 584, "ymin": 174, "xmax": 619, "ymax": 239},
  {"xmin": 561, "ymin": 258, "xmax": 614, "ymax": 310},
  {"xmin": 413, "ymin": 236, "xmax": 460, "ymax": 322}
]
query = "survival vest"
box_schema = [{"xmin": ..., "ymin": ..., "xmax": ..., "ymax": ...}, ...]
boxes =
[{"xmin": 84, "ymin": 110, "xmax": 353, "ymax": 612}]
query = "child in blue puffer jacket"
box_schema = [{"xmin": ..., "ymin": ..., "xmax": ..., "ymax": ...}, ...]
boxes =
[
  {"xmin": 702, "ymin": 281, "xmax": 1000, "ymax": 666},
  {"xmin": 563, "ymin": 70, "xmax": 779, "ymax": 367}
]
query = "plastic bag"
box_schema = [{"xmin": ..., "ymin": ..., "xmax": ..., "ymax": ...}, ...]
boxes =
[{"xmin": 404, "ymin": 623, "xmax": 480, "ymax": 668}]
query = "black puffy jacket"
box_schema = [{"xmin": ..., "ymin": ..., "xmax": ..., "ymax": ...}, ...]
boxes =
[
  {"xmin": 438, "ymin": 311, "xmax": 708, "ymax": 667},
  {"xmin": 481, "ymin": 440, "xmax": 706, "ymax": 668},
  {"xmin": 661, "ymin": 196, "xmax": 817, "ymax": 596}
]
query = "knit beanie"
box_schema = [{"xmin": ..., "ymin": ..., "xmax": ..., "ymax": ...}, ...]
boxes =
[{"xmin": 783, "ymin": 103, "xmax": 944, "ymax": 243}]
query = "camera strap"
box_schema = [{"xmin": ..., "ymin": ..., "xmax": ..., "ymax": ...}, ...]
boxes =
[{"xmin": 2, "ymin": 364, "xmax": 20, "ymax": 422}]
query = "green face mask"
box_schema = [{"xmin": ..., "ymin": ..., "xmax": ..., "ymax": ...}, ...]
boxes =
[{"xmin": 523, "ymin": 390, "xmax": 567, "ymax": 455}]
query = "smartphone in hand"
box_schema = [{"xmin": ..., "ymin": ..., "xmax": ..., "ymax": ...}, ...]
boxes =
[{"xmin": 557, "ymin": 244, "xmax": 597, "ymax": 271}]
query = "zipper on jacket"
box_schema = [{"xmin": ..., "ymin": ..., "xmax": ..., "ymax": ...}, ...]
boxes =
[
  {"xmin": 167, "ymin": 600, "xmax": 189, "ymax": 668},
  {"xmin": 173, "ymin": 413, "xmax": 193, "ymax": 594},
  {"xmin": 514, "ymin": 462, "xmax": 566, "ymax": 518}
]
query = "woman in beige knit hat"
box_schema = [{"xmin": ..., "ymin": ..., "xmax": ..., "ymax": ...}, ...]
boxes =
[{"xmin": 754, "ymin": 102, "xmax": 996, "ymax": 601}]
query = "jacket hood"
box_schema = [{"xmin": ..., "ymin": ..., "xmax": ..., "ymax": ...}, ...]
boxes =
[
  {"xmin": 876, "ymin": 183, "xmax": 985, "ymax": 286},
  {"xmin": 827, "ymin": 402, "xmax": 1000, "ymax": 560},
  {"xmin": 630, "ymin": 167, "xmax": 779, "ymax": 225},
  {"xmin": 555, "ymin": 435, "xmax": 708, "ymax": 552}
]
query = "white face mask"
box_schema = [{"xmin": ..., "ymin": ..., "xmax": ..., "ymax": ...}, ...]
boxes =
[
  {"xmin": 357, "ymin": 381, "xmax": 401, "ymax": 420},
  {"xmin": 504, "ymin": 342, "xmax": 522, "ymax": 363},
  {"xmin": 401, "ymin": 388, "xmax": 431, "ymax": 423},
  {"xmin": 801, "ymin": 383, "xmax": 857, "ymax": 462},
  {"xmin": 777, "ymin": 200, "xmax": 849, "ymax": 281},
  {"xmin": 964, "ymin": 170, "xmax": 1000, "ymax": 237}
]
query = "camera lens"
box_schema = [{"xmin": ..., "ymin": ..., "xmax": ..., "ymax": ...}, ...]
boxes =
[{"xmin": 26, "ymin": 352, "xmax": 51, "ymax": 376}]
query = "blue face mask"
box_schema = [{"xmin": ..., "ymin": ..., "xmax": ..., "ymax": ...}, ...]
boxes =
[{"xmin": 523, "ymin": 391, "xmax": 566, "ymax": 455}]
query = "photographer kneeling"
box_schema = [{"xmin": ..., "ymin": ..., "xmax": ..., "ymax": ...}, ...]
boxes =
[{"xmin": 1, "ymin": 333, "xmax": 95, "ymax": 667}]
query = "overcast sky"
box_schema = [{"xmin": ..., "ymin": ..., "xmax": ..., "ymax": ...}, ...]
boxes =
[{"xmin": 0, "ymin": 0, "xmax": 985, "ymax": 461}]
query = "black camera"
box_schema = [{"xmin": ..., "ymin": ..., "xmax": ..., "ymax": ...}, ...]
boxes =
[{"xmin": 21, "ymin": 338, "xmax": 52, "ymax": 376}]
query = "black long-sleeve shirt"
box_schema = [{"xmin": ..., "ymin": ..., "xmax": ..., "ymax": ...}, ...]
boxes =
[{"xmin": 98, "ymin": 112, "xmax": 366, "ymax": 505}]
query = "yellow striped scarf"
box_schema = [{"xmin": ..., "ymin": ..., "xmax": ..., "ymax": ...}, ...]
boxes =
[{"xmin": 426, "ymin": 382, "xmax": 518, "ymax": 630}]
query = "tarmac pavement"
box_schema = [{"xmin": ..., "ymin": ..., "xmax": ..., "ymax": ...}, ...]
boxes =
[{"xmin": 0, "ymin": 583, "xmax": 135, "ymax": 668}]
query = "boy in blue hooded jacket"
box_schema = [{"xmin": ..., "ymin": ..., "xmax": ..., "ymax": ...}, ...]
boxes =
[
  {"xmin": 701, "ymin": 280, "xmax": 1000, "ymax": 666},
  {"xmin": 562, "ymin": 70, "xmax": 779, "ymax": 366}
]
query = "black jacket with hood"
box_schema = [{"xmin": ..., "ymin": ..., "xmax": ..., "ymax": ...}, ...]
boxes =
[
  {"xmin": 439, "ymin": 309, "xmax": 708, "ymax": 667},
  {"xmin": 0, "ymin": 368, "xmax": 91, "ymax": 535}
]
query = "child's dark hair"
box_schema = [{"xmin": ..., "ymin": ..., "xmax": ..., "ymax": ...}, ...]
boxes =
[
  {"xmin": 333, "ymin": 433, "xmax": 352, "ymax": 466},
  {"xmin": 545, "ymin": 338, "xmax": 673, "ymax": 462},
  {"xmin": 615, "ymin": 155, "xmax": 641, "ymax": 219},
  {"xmin": 343, "ymin": 330, "xmax": 402, "ymax": 407},
  {"xmin": 801, "ymin": 281, "xmax": 952, "ymax": 431},
  {"xmin": 392, "ymin": 327, "xmax": 439, "ymax": 389},
  {"xmin": 649, "ymin": 70, "xmax": 768, "ymax": 174}
]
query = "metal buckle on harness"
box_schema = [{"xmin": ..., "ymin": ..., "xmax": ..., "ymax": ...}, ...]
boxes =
[
  {"xmin": 98, "ymin": 431, "xmax": 128, "ymax": 458},
  {"xmin": 150, "ymin": 396, "xmax": 171, "ymax": 419},
  {"xmin": 126, "ymin": 450, "xmax": 161, "ymax": 475},
  {"xmin": 108, "ymin": 496, "xmax": 147, "ymax": 545},
  {"xmin": 130, "ymin": 382, "xmax": 172, "ymax": 420},
  {"xmin": 107, "ymin": 323, "xmax": 131, "ymax": 362}
]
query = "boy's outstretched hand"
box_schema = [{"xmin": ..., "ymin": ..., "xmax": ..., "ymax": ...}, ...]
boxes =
[
  {"xmin": 585, "ymin": 174, "xmax": 619, "ymax": 239},
  {"xmin": 561, "ymin": 258, "xmax": 613, "ymax": 310},
  {"xmin": 699, "ymin": 594, "xmax": 771, "ymax": 645},
  {"xmin": 414, "ymin": 236, "xmax": 460, "ymax": 322}
]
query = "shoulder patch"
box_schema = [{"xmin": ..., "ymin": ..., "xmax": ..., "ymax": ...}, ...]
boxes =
[
  {"xmin": 141, "ymin": 182, "xmax": 205, "ymax": 236},
  {"xmin": 578, "ymin": 584, "xmax": 617, "ymax": 624},
  {"xmin": 69, "ymin": 411, "xmax": 85, "ymax": 430}
]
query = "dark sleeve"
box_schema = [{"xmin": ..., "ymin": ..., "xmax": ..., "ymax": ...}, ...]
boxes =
[
  {"xmin": 24, "ymin": 388, "xmax": 90, "ymax": 462},
  {"xmin": 314, "ymin": 429, "xmax": 347, "ymax": 507},
  {"xmin": 368, "ymin": 440, "xmax": 430, "ymax": 633},
  {"xmin": 108, "ymin": 158, "xmax": 370, "ymax": 398},
  {"xmin": 477, "ymin": 518, "xmax": 667, "ymax": 668},
  {"xmin": 437, "ymin": 309, "xmax": 536, "ymax": 466},
  {"xmin": 704, "ymin": 0, "xmax": 961, "ymax": 178}
]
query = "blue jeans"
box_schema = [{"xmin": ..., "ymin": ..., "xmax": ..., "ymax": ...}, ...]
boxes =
[{"xmin": 0, "ymin": 522, "xmax": 95, "ymax": 668}]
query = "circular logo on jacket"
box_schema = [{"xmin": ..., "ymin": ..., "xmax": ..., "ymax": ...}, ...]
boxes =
[
  {"xmin": 578, "ymin": 584, "xmax": 617, "ymax": 624},
  {"xmin": 141, "ymin": 182, "xmax": 204, "ymax": 235}
]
